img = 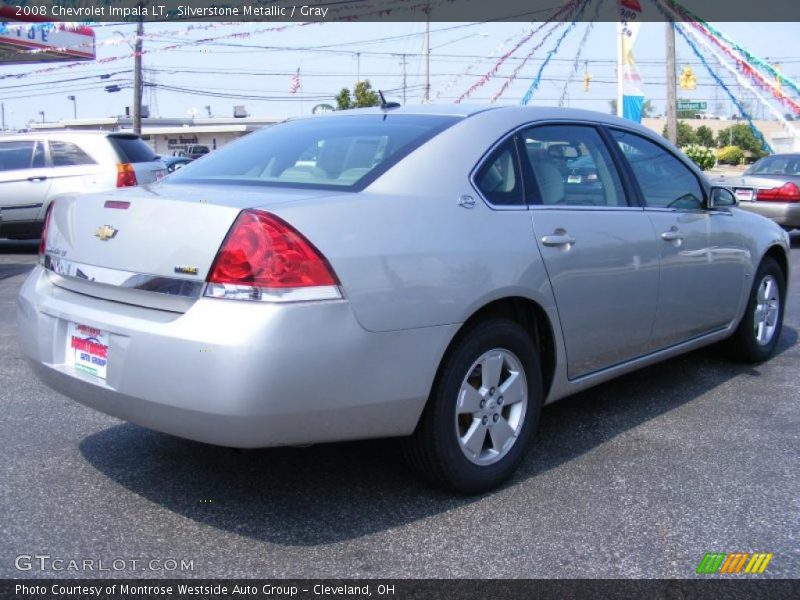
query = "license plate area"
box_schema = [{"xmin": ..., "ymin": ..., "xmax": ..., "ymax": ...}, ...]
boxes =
[
  {"xmin": 66, "ymin": 322, "xmax": 109, "ymax": 380},
  {"xmin": 733, "ymin": 187, "xmax": 755, "ymax": 202}
]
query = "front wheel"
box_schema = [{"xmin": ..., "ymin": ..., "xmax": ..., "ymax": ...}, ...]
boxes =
[
  {"xmin": 726, "ymin": 256, "xmax": 786, "ymax": 363},
  {"xmin": 404, "ymin": 319, "xmax": 543, "ymax": 494}
]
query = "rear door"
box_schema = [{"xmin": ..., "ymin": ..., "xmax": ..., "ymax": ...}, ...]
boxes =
[
  {"xmin": 43, "ymin": 139, "xmax": 106, "ymax": 214},
  {"xmin": 609, "ymin": 128, "xmax": 745, "ymax": 348},
  {"xmin": 0, "ymin": 139, "xmax": 51, "ymax": 228},
  {"xmin": 107, "ymin": 134, "xmax": 166, "ymax": 184},
  {"xmin": 521, "ymin": 124, "xmax": 660, "ymax": 379}
]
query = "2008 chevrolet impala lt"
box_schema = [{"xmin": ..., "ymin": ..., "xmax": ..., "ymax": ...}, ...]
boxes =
[{"xmin": 18, "ymin": 106, "xmax": 790, "ymax": 493}]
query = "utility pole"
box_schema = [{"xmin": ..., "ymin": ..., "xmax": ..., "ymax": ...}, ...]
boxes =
[
  {"xmin": 356, "ymin": 52, "xmax": 361, "ymax": 83},
  {"xmin": 422, "ymin": 9, "xmax": 430, "ymax": 103},
  {"xmin": 1, "ymin": 103, "xmax": 5, "ymax": 131},
  {"xmin": 665, "ymin": 21, "xmax": 678, "ymax": 145},
  {"xmin": 133, "ymin": 13, "xmax": 144, "ymax": 135}
]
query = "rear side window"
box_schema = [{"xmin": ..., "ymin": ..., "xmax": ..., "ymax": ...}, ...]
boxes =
[
  {"xmin": 475, "ymin": 139, "xmax": 525, "ymax": 207},
  {"xmin": 611, "ymin": 129, "xmax": 704, "ymax": 210},
  {"xmin": 108, "ymin": 135, "xmax": 158, "ymax": 163},
  {"xmin": 167, "ymin": 114, "xmax": 460, "ymax": 190},
  {"xmin": 0, "ymin": 141, "xmax": 37, "ymax": 171},
  {"xmin": 49, "ymin": 141, "xmax": 96, "ymax": 167},
  {"xmin": 519, "ymin": 125, "xmax": 626, "ymax": 207}
]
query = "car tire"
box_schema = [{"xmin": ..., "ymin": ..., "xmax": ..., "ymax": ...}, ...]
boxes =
[
  {"xmin": 404, "ymin": 318, "xmax": 543, "ymax": 494},
  {"xmin": 726, "ymin": 256, "xmax": 786, "ymax": 363}
]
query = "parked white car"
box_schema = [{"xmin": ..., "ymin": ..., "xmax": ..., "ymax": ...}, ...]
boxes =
[{"xmin": 0, "ymin": 131, "xmax": 165, "ymax": 239}]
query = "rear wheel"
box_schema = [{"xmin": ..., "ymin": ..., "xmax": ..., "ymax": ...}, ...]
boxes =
[
  {"xmin": 726, "ymin": 256, "xmax": 785, "ymax": 363},
  {"xmin": 404, "ymin": 319, "xmax": 542, "ymax": 494}
]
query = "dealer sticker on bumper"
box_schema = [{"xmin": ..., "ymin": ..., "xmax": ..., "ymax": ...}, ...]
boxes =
[{"xmin": 66, "ymin": 322, "xmax": 109, "ymax": 380}]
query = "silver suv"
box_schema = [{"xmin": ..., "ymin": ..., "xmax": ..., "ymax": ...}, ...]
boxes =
[{"xmin": 0, "ymin": 131, "xmax": 166, "ymax": 239}]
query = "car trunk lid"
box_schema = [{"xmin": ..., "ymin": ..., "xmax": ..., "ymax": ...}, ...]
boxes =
[{"xmin": 42, "ymin": 184, "xmax": 333, "ymax": 311}]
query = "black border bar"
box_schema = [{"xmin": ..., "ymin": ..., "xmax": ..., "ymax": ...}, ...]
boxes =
[
  {"xmin": 2, "ymin": 0, "xmax": 800, "ymax": 23},
  {"xmin": 2, "ymin": 579, "xmax": 800, "ymax": 600}
]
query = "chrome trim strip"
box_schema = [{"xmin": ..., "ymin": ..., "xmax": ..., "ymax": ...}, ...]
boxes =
[{"xmin": 43, "ymin": 255, "xmax": 204, "ymax": 299}]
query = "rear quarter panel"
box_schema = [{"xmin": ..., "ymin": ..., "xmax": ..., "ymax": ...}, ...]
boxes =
[{"xmin": 267, "ymin": 110, "xmax": 559, "ymax": 333}]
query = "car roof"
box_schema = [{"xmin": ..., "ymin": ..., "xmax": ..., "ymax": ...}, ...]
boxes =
[{"xmin": 303, "ymin": 104, "xmax": 656, "ymax": 131}]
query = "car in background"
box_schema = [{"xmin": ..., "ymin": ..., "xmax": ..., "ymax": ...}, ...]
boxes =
[
  {"xmin": 176, "ymin": 144, "xmax": 210, "ymax": 160},
  {"xmin": 713, "ymin": 153, "xmax": 800, "ymax": 231},
  {"xmin": 162, "ymin": 156, "xmax": 193, "ymax": 173},
  {"xmin": 18, "ymin": 106, "xmax": 790, "ymax": 493},
  {"xmin": 0, "ymin": 131, "xmax": 166, "ymax": 239}
]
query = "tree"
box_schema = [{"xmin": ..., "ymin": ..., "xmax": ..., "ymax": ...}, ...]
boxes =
[
  {"xmin": 695, "ymin": 125, "xmax": 716, "ymax": 148},
  {"xmin": 608, "ymin": 98, "xmax": 655, "ymax": 118},
  {"xmin": 662, "ymin": 120, "xmax": 697, "ymax": 147},
  {"xmin": 715, "ymin": 124, "xmax": 768, "ymax": 159},
  {"xmin": 335, "ymin": 80, "xmax": 380, "ymax": 110}
]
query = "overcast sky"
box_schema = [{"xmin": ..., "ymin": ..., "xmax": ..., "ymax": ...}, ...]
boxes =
[{"xmin": 1, "ymin": 20, "xmax": 798, "ymax": 129}]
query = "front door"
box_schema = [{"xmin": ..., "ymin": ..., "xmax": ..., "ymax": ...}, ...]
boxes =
[{"xmin": 609, "ymin": 128, "xmax": 745, "ymax": 349}]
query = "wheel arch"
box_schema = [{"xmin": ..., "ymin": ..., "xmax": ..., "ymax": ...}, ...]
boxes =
[
  {"xmin": 763, "ymin": 245, "xmax": 789, "ymax": 287},
  {"xmin": 432, "ymin": 296, "xmax": 558, "ymax": 404}
]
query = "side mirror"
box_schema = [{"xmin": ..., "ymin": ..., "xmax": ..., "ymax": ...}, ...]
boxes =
[{"xmin": 709, "ymin": 186, "xmax": 737, "ymax": 209}]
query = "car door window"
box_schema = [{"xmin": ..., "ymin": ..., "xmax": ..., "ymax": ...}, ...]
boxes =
[
  {"xmin": 49, "ymin": 141, "xmax": 96, "ymax": 167},
  {"xmin": 611, "ymin": 129, "xmax": 704, "ymax": 210},
  {"xmin": 0, "ymin": 141, "xmax": 37, "ymax": 171},
  {"xmin": 475, "ymin": 139, "xmax": 525, "ymax": 207},
  {"xmin": 519, "ymin": 125, "xmax": 626, "ymax": 207}
]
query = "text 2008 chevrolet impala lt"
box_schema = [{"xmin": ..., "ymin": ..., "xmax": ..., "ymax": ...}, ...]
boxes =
[{"xmin": 18, "ymin": 106, "xmax": 790, "ymax": 493}]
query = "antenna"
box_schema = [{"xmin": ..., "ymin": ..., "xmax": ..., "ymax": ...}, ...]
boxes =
[{"xmin": 378, "ymin": 90, "xmax": 401, "ymax": 110}]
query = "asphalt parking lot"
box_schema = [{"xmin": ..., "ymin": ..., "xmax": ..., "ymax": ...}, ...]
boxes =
[{"xmin": 1, "ymin": 235, "xmax": 798, "ymax": 579}]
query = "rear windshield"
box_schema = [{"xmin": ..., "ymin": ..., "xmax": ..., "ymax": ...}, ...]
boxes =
[
  {"xmin": 746, "ymin": 155, "xmax": 800, "ymax": 176},
  {"xmin": 166, "ymin": 114, "xmax": 460, "ymax": 190},
  {"xmin": 108, "ymin": 135, "xmax": 159, "ymax": 163}
]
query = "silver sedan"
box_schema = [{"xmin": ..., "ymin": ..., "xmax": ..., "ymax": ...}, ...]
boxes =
[
  {"xmin": 18, "ymin": 106, "xmax": 791, "ymax": 493},
  {"xmin": 714, "ymin": 153, "xmax": 800, "ymax": 230}
]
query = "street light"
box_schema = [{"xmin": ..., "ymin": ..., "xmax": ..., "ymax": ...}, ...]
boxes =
[
  {"xmin": 67, "ymin": 95, "xmax": 77, "ymax": 119},
  {"xmin": 38, "ymin": 110, "xmax": 45, "ymax": 124}
]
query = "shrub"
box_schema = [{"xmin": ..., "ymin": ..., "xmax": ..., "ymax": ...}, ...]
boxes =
[
  {"xmin": 682, "ymin": 144, "xmax": 716, "ymax": 171},
  {"xmin": 717, "ymin": 145, "xmax": 745, "ymax": 165}
]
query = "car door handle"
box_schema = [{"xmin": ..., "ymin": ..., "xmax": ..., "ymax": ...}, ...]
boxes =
[
  {"xmin": 661, "ymin": 229, "xmax": 684, "ymax": 242},
  {"xmin": 27, "ymin": 176, "xmax": 47, "ymax": 182},
  {"xmin": 541, "ymin": 232, "xmax": 576, "ymax": 247}
]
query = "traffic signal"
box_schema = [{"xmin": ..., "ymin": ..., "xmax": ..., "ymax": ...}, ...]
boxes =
[{"xmin": 679, "ymin": 66, "xmax": 697, "ymax": 90}]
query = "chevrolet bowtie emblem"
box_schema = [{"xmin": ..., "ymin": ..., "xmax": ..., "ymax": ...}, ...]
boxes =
[{"xmin": 94, "ymin": 225, "xmax": 118, "ymax": 241}]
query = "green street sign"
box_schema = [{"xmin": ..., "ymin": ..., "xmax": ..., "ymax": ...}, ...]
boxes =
[{"xmin": 677, "ymin": 101, "xmax": 708, "ymax": 111}]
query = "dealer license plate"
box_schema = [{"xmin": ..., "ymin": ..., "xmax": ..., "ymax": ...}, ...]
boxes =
[{"xmin": 66, "ymin": 322, "xmax": 109, "ymax": 380}]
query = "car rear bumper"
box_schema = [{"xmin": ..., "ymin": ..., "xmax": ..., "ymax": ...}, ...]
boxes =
[
  {"xmin": 738, "ymin": 201, "xmax": 800, "ymax": 228},
  {"xmin": 18, "ymin": 266, "xmax": 456, "ymax": 447}
]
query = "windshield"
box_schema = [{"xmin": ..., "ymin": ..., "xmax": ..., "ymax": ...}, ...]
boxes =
[
  {"xmin": 746, "ymin": 155, "xmax": 800, "ymax": 176},
  {"xmin": 167, "ymin": 114, "xmax": 459, "ymax": 190}
]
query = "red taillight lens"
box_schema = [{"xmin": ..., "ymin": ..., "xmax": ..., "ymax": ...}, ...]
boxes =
[
  {"xmin": 206, "ymin": 210, "xmax": 339, "ymax": 302},
  {"xmin": 116, "ymin": 163, "xmax": 138, "ymax": 187},
  {"xmin": 756, "ymin": 181, "xmax": 800, "ymax": 203},
  {"xmin": 39, "ymin": 201, "xmax": 55, "ymax": 257}
]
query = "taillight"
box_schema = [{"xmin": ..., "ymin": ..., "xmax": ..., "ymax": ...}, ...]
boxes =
[
  {"xmin": 756, "ymin": 181, "xmax": 800, "ymax": 203},
  {"xmin": 39, "ymin": 201, "xmax": 55, "ymax": 259},
  {"xmin": 116, "ymin": 163, "xmax": 138, "ymax": 187},
  {"xmin": 205, "ymin": 209, "xmax": 340, "ymax": 302}
]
